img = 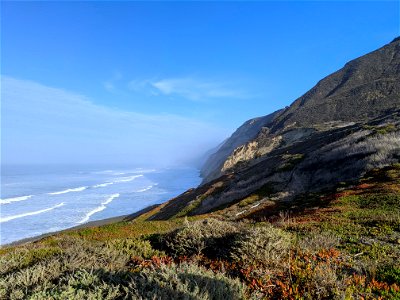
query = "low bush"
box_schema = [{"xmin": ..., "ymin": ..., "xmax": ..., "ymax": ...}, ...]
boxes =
[
  {"xmin": 135, "ymin": 262, "xmax": 247, "ymax": 300},
  {"xmin": 0, "ymin": 246, "xmax": 62, "ymax": 276},
  {"xmin": 231, "ymin": 224, "xmax": 292, "ymax": 268},
  {"xmin": 4, "ymin": 262, "xmax": 246, "ymax": 300},
  {"xmin": 300, "ymin": 263, "xmax": 344, "ymax": 300},
  {"xmin": 296, "ymin": 231, "xmax": 340, "ymax": 254},
  {"xmin": 377, "ymin": 266, "xmax": 400, "ymax": 285},
  {"xmin": 106, "ymin": 238, "xmax": 166, "ymax": 259},
  {"xmin": 163, "ymin": 218, "xmax": 239, "ymax": 257}
]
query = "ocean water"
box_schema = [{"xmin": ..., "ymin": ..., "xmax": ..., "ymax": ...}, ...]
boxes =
[{"xmin": 0, "ymin": 164, "xmax": 201, "ymax": 245}]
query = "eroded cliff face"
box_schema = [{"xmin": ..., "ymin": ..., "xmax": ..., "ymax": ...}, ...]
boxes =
[
  {"xmin": 148, "ymin": 37, "xmax": 400, "ymax": 222},
  {"xmin": 200, "ymin": 110, "xmax": 281, "ymax": 182},
  {"xmin": 222, "ymin": 135, "xmax": 282, "ymax": 172},
  {"xmin": 201, "ymin": 37, "xmax": 400, "ymax": 184},
  {"xmin": 150, "ymin": 112, "xmax": 400, "ymax": 221}
]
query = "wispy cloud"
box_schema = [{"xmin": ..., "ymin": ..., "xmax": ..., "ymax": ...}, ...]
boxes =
[
  {"xmin": 103, "ymin": 71, "xmax": 122, "ymax": 92},
  {"xmin": 128, "ymin": 77, "xmax": 249, "ymax": 101},
  {"xmin": 151, "ymin": 77, "xmax": 248, "ymax": 101},
  {"xmin": 127, "ymin": 79, "xmax": 159, "ymax": 96},
  {"xmin": 2, "ymin": 76, "xmax": 228, "ymax": 165}
]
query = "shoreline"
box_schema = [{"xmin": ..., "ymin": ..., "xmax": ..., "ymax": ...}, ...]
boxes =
[{"xmin": 2, "ymin": 204, "xmax": 160, "ymax": 248}]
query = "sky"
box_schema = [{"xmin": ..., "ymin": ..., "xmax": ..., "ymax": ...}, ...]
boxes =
[{"xmin": 1, "ymin": 1, "xmax": 399, "ymax": 166}]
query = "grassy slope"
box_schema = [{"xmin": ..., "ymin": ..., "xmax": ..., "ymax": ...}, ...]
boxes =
[{"xmin": 0, "ymin": 165, "xmax": 399, "ymax": 299}]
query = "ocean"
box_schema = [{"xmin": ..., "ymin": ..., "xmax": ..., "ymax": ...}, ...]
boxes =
[{"xmin": 0, "ymin": 164, "xmax": 201, "ymax": 245}]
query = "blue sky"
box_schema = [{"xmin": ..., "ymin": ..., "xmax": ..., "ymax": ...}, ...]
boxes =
[{"xmin": 2, "ymin": 1, "xmax": 399, "ymax": 165}]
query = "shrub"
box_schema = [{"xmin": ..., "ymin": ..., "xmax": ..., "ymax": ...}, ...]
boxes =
[
  {"xmin": 106, "ymin": 238, "xmax": 166, "ymax": 259},
  {"xmin": 231, "ymin": 224, "xmax": 292, "ymax": 268},
  {"xmin": 296, "ymin": 231, "xmax": 340, "ymax": 254},
  {"xmin": 8, "ymin": 263, "xmax": 246, "ymax": 300},
  {"xmin": 301, "ymin": 264, "xmax": 344, "ymax": 300},
  {"xmin": 0, "ymin": 246, "xmax": 62, "ymax": 276},
  {"xmin": 0, "ymin": 236, "xmax": 131, "ymax": 298},
  {"xmin": 135, "ymin": 262, "xmax": 247, "ymax": 300},
  {"xmin": 29, "ymin": 269, "xmax": 125, "ymax": 300},
  {"xmin": 164, "ymin": 218, "xmax": 239, "ymax": 257},
  {"xmin": 377, "ymin": 266, "xmax": 400, "ymax": 285},
  {"xmin": 231, "ymin": 225, "xmax": 292, "ymax": 266}
]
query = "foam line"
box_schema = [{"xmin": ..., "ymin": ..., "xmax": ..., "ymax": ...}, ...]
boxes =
[
  {"xmin": 114, "ymin": 175, "xmax": 143, "ymax": 183},
  {"xmin": 136, "ymin": 185, "xmax": 154, "ymax": 192},
  {"xmin": 93, "ymin": 182, "xmax": 114, "ymax": 188},
  {"xmin": 0, "ymin": 202, "xmax": 65, "ymax": 223},
  {"xmin": 78, "ymin": 193, "xmax": 120, "ymax": 224},
  {"xmin": 48, "ymin": 186, "xmax": 87, "ymax": 195},
  {"xmin": 0, "ymin": 195, "xmax": 33, "ymax": 205}
]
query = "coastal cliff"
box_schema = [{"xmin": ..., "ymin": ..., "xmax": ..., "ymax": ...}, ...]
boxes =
[{"xmin": 200, "ymin": 37, "xmax": 400, "ymax": 184}]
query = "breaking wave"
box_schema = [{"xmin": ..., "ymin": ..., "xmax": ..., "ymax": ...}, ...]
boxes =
[
  {"xmin": 93, "ymin": 182, "xmax": 114, "ymax": 188},
  {"xmin": 136, "ymin": 184, "xmax": 156, "ymax": 192},
  {"xmin": 0, "ymin": 202, "xmax": 65, "ymax": 223},
  {"xmin": 78, "ymin": 194, "xmax": 120, "ymax": 224},
  {"xmin": 48, "ymin": 186, "xmax": 88, "ymax": 195},
  {"xmin": 0, "ymin": 195, "xmax": 33, "ymax": 205},
  {"xmin": 114, "ymin": 175, "xmax": 143, "ymax": 183},
  {"xmin": 92, "ymin": 174, "xmax": 143, "ymax": 188}
]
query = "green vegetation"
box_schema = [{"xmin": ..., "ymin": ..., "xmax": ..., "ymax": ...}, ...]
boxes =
[
  {"xmin": 237, "ymin": 183, "xmax": 275, "ymax": 208},
  {"xmin": 173, "ymin": 195, "xmax": 205, "ymax": 218},
  {"xmin": 163, "ymin": 218, "xmax": 239, "ymax": 257},
  {"xmin": 238, "ymin": 194, "xmax": 259, "ymax": 207},
  {"xmin": 231, "ymin": 225, "xmax": 292, "ymax": 268},
  {"xmin": 363, "ymin": 123, "xmax": 398, "ymax": 135},
  {"xmin": 1, "ymin": 165, "xmax": 399, "ymax": 299},
  {"xmin": 0, "ymin": 237, "xmax": 245, "ymax": 299},
  {"xmin": 278, "ymin": 153, "xmax": 305, "ymax": 172},
  {"xmin": 173, "ymin": 181, "xmax": 227, "ymax": 218}
]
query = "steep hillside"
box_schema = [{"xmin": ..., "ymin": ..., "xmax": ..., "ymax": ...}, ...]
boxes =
[
  {"xmin": 151, "ymin": 112, "xmax": 400, "ymax": 220},
  {"xmin": 201, "ymin": 37, "xmax": 400, "ymax": 183},
  {"xmin": 271, "ymin": 36, "xmax": 400, "ymax": 132},
  {"xmin": 152, "ymin": 38, "xmax": 400, "ymax": 220},
  {"xmin": 200, "ymin": 110, "xmax": 281, "ymax": 181}
]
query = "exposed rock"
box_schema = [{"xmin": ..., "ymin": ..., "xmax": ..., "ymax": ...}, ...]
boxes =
[
  {"xmin": 150, "ymin": 113, "xmax": 400, "ymax": 220},
  {"xmin": 200, "ymin": 110, "xmax": 282, "ymax": 182},
  {"xmin": 222, "ymin": 135, "xmax": 282, "ymax": 172},
  {"xmin": 201, "ymin": 37, "xmax": 400, "ymax": 183},
  {"xmin": 150, "ymin": 37, "xmax": 400, "ymax": 221}
]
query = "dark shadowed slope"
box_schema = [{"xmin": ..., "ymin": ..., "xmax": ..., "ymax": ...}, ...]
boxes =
[
  {"xmin": 152, "ymin": 37, "xmax": 400, "ymax": 220},
  {"xmin": 201, "ymin": 37, "xmax": 400, "ymax": 183}
]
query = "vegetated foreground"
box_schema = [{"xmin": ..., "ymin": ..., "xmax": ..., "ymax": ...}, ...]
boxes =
[{"xmin": 0, "ymin": 164, "xmax": 399, "ymax": 299}]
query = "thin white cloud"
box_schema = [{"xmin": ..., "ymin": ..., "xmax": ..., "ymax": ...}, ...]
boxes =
[
  {"xmin": 127, "ymin": 79, "xmax": 159, "ymax": 95},
  {"xmin": 128, "ymin": 77, "xmax": 249, "ymax": 101},
  {"xmin": 151, "ymin": 77, "xmax": 248, "ymax": 101},
  {"xmin": 103, "ymin": 81, "xmax": 115, "ymax": 92},
  {"xmin": 103, "ymin": 71, "xmax": 123, "ymax": 93},
  {"xmin": 2, "ymin": 76, "xmax": 228, "ymax": 165}
]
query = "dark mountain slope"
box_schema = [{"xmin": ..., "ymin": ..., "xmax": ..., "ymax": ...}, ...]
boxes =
[
  {"xmin": 271, "ymin": 37, "xmax": 400, "ymax": 132},
  {"xmin": 151, "ymin": 38, "xmax": 400, "ymax": 220},
  {"xmin": 150, "ymin": 112, "xmax": 400, "ymax": 220},
  {"xmin": 201, "ymin": 37, "xmax": 400, "ymax": 183}
]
